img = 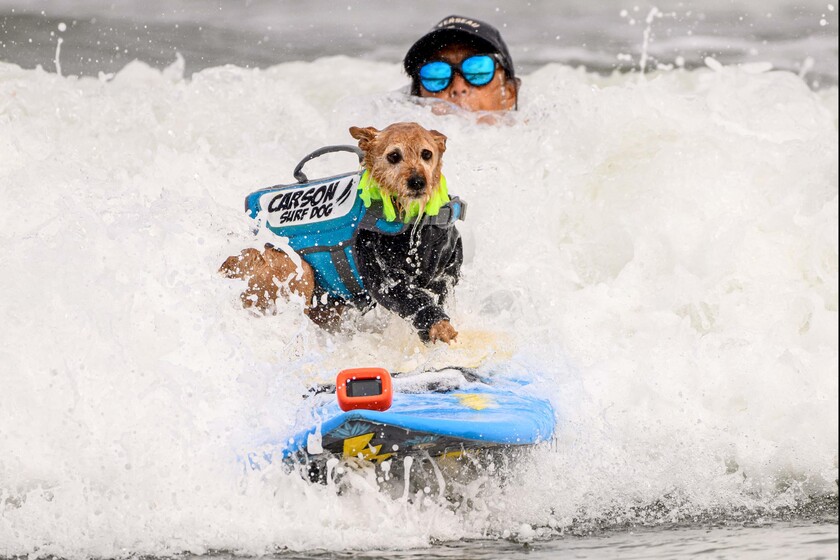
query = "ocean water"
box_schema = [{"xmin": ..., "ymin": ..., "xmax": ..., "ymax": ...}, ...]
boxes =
[
  {"xmin": 0, "ymin": 0, "xmax": 838, "ymax": 84},
  {"xmin": 0, "ymin": 1, "xmax": 837, "ymax": 559}
]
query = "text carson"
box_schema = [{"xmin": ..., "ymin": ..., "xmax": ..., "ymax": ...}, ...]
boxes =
[{"xmin": 267, "ymin": 181, "xmax": 339, "ymax": 224}]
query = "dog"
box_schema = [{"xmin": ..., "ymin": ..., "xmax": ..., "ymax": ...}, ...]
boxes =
[{"xmin": 220, "ymin": 122, "xmax": 462, "ymax": 344}]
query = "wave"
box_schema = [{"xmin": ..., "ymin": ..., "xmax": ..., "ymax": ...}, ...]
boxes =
[{"xmin": 0, "ymin": 56, "xmax": 836, "ymax": 557}]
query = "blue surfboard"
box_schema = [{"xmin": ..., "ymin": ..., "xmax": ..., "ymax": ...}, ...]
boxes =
[{"xmin": 262, "ymin": 368, "xmax": 556, "ymax": 471}]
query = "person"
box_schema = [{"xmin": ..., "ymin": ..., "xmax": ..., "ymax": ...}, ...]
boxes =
[{"xmin": 403, "ymin": 15, "xmax": 520, "ymax": 113}]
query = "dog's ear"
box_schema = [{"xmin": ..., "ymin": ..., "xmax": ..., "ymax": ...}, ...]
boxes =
[
  {"xmin": 349, "ymin": 126, "xmax": 379, "ymax": 152},
  {"xmin": 429, "ymin": 129, "xmax": 447, "ymax": 154}
]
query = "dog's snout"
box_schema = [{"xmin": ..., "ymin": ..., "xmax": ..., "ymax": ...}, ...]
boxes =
[{"xmin": 407, "ymin": 173, "xmax": 426, "ymax": 191}]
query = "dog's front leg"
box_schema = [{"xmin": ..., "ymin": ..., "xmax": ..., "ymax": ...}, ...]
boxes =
[
  {"xmin": 361, "ymin": 268, "xmax": 457, "ymax": 344},
  {"xmin": 219, "ymin": 247, "xmax": 316, "ymax": 312}
]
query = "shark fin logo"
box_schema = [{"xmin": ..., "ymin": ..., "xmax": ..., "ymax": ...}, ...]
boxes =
[{"xmin": 336, "ymin": 181, "xmax": 353, "ymax": 205}]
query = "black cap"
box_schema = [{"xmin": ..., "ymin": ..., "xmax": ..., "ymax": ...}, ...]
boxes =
[{"xmin": 404, "ymin": 15, "xmax": 515, "ymax": 80}]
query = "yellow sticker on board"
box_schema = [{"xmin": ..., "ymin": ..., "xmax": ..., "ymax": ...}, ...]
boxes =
[
  {"xmin": 342, "ymin": 433, "xmax": 394, "ymax": 462},
  {"xmin": 453, "ymin": 393, "xmax": 496, "ymax": 410}
]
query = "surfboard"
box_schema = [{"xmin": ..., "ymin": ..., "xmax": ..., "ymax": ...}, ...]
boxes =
[{"xmin": 248, "ymin": 368, "xmax": 556, "ymax": 476}]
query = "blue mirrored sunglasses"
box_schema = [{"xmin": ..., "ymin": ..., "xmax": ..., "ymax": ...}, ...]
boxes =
[{"xmin": 418, "ymin": 54, "xmax": 498, "ymax": 93}]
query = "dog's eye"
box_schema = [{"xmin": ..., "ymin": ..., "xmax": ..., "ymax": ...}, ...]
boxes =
[
  {"xmin": 386, "ymin": 151, "xmax": 402, "ymax": 164},
  {"xmin": 421, "ymin": 149, "xmax": 433, "ymax": 161}
]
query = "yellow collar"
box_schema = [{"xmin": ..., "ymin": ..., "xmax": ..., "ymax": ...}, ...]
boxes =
[{"xmin": 357, "ymin": 170, "xmax": 449, "ymax": 223}]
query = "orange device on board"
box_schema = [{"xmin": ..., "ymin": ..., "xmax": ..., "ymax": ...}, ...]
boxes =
[{"xmin": 335, "ymin": 367, "xmax": 393, "ymax": 412}]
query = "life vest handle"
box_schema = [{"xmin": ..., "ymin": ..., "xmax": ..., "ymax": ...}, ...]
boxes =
[{"xmin": 293, "ymin": 145, "xmax": 364, "ymax": 184}]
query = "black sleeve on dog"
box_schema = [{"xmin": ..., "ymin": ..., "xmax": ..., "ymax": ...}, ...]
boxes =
[
  {"xmin": 355, "ymin": 226, "xmax": 462, "ymax": 339},
  {"xmin": 413, "ymin": 305, "xmax": 450, "ymax": 337}
]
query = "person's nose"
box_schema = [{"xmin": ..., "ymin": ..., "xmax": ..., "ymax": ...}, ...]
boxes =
[{"xmin": 447, "ymin": 73, "xmax": 471, "ymax": 98}]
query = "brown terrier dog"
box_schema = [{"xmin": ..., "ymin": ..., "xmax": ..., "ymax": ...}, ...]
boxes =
[{"xmin": 220, "ymin": 122, "xmax": 463, "ymax": 344}]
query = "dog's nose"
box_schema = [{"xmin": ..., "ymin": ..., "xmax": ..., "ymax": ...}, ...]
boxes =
[{"xmin": 407, "ymin": 173, "xmax": 426, "ymax": 191}]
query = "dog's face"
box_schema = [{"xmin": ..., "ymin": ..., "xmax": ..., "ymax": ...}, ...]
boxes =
[{"xmin": 349, "ymin": 122, "xmax": 447, "ymax": 208}]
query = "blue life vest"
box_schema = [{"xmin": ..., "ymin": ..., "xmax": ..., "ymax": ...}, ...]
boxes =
[{"xmin": 244, "ymin": 170, "xmax": 466, "ymax": 301}]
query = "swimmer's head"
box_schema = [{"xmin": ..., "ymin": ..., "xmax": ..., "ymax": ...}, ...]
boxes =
[{"xmin": 404, "ymin": 15, "xmax": 519, "ymax": 112}]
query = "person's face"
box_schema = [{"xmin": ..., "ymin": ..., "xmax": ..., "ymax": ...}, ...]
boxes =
[{"xmin": 417, "ymin": 44, "xmax": 517, "ymax": 112}]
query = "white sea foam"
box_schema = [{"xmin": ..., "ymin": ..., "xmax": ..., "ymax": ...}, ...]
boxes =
[{"xmin": 0, "ymin": 56, "xmax": 837, "ymax": 557}]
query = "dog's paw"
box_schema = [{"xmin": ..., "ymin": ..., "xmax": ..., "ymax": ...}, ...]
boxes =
[{"xmin": 428, "ymin": 320, "xmax": 458, "ymax": 344}]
